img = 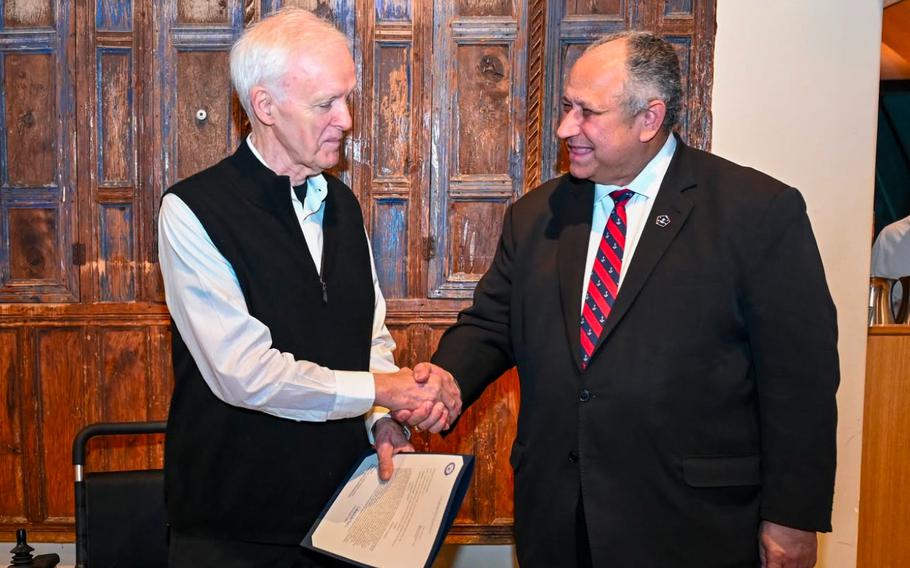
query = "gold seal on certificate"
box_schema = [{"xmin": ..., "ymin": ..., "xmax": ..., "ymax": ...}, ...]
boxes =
[{"xmin": 302, "ymin": 452, "xmax": 475, "ymax": 568}]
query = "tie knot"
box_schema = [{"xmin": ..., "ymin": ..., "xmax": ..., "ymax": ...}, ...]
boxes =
[{"xmin": 609, "ymin": 189, "xmax": 634, "ymax": 205}]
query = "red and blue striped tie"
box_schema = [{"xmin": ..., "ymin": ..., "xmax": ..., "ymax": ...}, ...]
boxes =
[{"xmin": 580, "ymin": 189, "xmax": 634, "ymax": 368}]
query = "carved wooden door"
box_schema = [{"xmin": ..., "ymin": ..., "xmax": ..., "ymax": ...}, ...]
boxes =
[{"xmin": 0, "ymin": 0, "xmax": 715, "ymax": 543}]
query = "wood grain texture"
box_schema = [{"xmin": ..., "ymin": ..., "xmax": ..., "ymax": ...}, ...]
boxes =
[
  {"xmin": 566, "ymin": 0, "xmax": 622, "ymax": 16},
  {"xmin": 456, "ymin": 0, "xmax": 512, "ymax": 17},
  {"xmin": 456, "ymin": 44, "xmax": 512, "ymax": 176},
  {"xmin": 178, "ymin": 0, "xmax": 231, "ymax": 24},
  {"xmin": 3, "ymin": 0, "xmax": 54, "ymax": 27},
  {"xmin": 175, "ymin": 50, "xmax": 233, "ymax": 180},
  {"xmin": 374, "ymin": 44, "xmax": 411, "ymax": 178},
  {"xmin": 858, "ymin": 332, "xmax": 910, "ymax": 567},
  {"xmin": 99, "ymin": 203, "xmax": 136, "ymax": 302},
  {"xmin": 8, "ymin": 208, "xmax": 59, "ymax": 282},
  {"xmin": 0, "ymin": 330, "xmax": 27, "ymax": 525},
  {"xmin": 98, "ymin": 49, "xmax": 135, "ymax": 186},
  {"xmin": 36, "ymin": 328, "xmax": 85, "ymax": 522},
  {"xmin": 4, "ymin": 53, "xmax": 56, "ymax": 186}
]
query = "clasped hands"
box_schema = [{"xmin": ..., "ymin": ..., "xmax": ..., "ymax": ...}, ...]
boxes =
[{"xmin": 374, "ymin": 362, "xmax": 461, "ymax": 434}]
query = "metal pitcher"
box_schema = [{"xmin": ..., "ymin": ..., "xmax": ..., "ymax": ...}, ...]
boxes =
[{"xmin": 869, "ymin": 277, "xmax": 895, "ymax": 326}]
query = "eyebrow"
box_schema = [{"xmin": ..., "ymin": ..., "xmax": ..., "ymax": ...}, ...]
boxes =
[{"xmin": 562, "ymin": 96, "xmax": 606, "ymax": 113}]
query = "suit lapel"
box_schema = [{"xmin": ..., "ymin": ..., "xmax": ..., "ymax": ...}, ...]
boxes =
[
  {"xmin": 590, "ymin": 139, "xmax": 697, "ymax": 360},
  {"xmin": 556, "ymin": 177, "xmax": 596, "ymax": 372}
]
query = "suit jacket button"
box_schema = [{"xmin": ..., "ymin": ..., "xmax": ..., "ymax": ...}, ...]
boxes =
[
  {"xmin": 579, "ymin": 389, "xmax": 591, "ymax": 402},
  {"xmin": 568, "ymin": 451, "xmax": 579, "ymax": 463}
]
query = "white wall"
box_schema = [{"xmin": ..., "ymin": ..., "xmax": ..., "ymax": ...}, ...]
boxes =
[{"xmin": 712, "ymin": 1, "xmax": 882, "ymax": 566}]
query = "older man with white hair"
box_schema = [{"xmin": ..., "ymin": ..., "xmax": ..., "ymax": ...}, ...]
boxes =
[{"xmin": 157, "ymin": 8, "xmax": 460, "ymax": 566}]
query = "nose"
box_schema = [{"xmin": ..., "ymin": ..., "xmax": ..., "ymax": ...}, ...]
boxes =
[
  {"xmin": 556, "ymin": 109, "xmax": 579, "ymax": 140},
  {"xmin": 336, "ymin": 101, "xmax": 353, "ymax": 131}
]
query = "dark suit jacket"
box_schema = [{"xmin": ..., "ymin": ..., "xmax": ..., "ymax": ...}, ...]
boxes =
[{"xmin": 432, "ymin": 138, "xmax": 839, "ymax": 568}]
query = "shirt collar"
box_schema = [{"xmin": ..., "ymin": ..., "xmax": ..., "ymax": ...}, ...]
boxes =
[
  {"xmin": 245, "ymin": 134, "xmax": 328, "ymax": 214},
  {"xmin": 593, "ymin": 134, "xmax": 678, "ymax": 205}
]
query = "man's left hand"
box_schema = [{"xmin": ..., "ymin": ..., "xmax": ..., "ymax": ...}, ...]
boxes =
[
  {"xmin": 373, "ymin": 417, "xmax": 414, "ymax": 481},
  {"xmin": 759, "ymin": 520, "xmax": 818, "ymax": 568}
]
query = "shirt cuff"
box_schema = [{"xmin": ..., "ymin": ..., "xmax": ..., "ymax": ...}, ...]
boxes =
[{"xmin": 330, "ymin": 370, "xmax": 376, "ymax": 420}]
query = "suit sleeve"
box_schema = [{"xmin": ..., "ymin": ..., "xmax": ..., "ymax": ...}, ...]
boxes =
[
  {"xmin": 432, "ymin": 205, "xmax": 518, "ymax": 407},
  {"xmin": 741, "ymin": 187, "xmax": 839, "ymax": 532}
]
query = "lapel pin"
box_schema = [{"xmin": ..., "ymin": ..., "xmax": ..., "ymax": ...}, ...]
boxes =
[{"xmin": 655, "ymin": 214, "xmax": 670, "ymax": 228}]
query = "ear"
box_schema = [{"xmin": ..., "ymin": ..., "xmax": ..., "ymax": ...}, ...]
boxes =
[
  {"xmin": 637, "ymin": 99, "xmax": 667, "ymax": 143},
  {"xmin": 249, "ymin": 86, "xmax": 276, "ymax": 126}
]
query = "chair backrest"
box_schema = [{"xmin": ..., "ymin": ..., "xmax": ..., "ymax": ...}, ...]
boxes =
[
  {"xmin": 83, "ymin": 470, "xmax": 168, "ymax": 568},
  {"xmin": 73, "ymin": 422, "xmax": 168, "ymax": 568}
]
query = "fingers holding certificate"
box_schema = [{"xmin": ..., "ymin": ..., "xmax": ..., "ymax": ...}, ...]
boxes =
[{"xmin": 302, "ymin": 452, "xmax": 475, "ymax": 568}]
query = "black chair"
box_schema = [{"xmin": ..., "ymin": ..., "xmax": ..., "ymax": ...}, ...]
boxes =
[{"xmin": 72, "ymin": 422, "xmax": 168, "ymax": 568}]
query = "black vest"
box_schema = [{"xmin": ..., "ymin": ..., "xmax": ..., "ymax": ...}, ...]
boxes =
[{"xmin": 163, "ymin": 142, "xmax": 374, "ymax": 544}]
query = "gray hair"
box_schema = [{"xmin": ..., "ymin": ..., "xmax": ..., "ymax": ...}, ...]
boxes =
[
  {"xmin": 230, "ymin": 7, "xmax": 349, "ymax": 120},
  {"xmin": 587, "ymin": 30, "xmax": 682, "ymax": 131}
]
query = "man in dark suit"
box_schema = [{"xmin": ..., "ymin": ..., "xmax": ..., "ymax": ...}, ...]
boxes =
[{"xmin": 401, "ymin": 31, "xmax": 838, "ymax": 567}]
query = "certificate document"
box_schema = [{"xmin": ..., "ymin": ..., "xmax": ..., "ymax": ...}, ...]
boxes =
[{"xmin": 301, "ymin": 452, "xmax": 474, "ymax": 568}]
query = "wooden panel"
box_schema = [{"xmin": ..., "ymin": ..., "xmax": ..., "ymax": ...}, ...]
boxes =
[
  {"xmin": 4, "ymin": 53, "xmax": 56, "ymax": 186},
  {"xmin": 0, "ymin": 331, "xmax": 26, "ymax": 524},
  {"xmin": 386, "ymin": 325, "xmax": 413, "ymax": 370},
  {"xmin": 456, "ymin": 0, "xmax": 512, "ymax": 17},
  {"xmin": 666, "ymin": 36, "xmax": 692, "ymax": 133},
  {"xmin": 664, "ymin": 0, "xmax": 693, "ymax": 16},
  {"xmin": 448, "ymin": 200, "xmax": 507, "ymax": 278},
  {"xmin": 371, "ymin": 199, "xmax": 408, "ymax": 298},
  {"xmin": 376, "ymin": 0, "xmax": 410, "ymax": 21},
  {"xmin": 178, "ymin": 0, "xmax": 230, "ymax": 24},
  {"xmin": 97, "ymin": 49, "xmax": 135, "ymax": 186},
  {"xmin": 428, "ymin": 0, "xmax": 526, "ymax": 299},
  {"xmin": 3, "ymin": 0, "xmax": 54, "ymax": 28},
  {"xmin": 8, "ymin": 208, "xmax": 59, "ymax": 282},
  {"xmin": 374, "ymin": 44, "xmax": 411, "ymax": 178},
  {"xmin": 272, "ymin": 0, "xmax": 338, "ymax": 20},
  {"xmin": 566, "ymin": 0, "xmax": 623, "ymax": 16},
  {"xmin": 99, "ymin": 204, "xmax": 135, "ymax": 301},
  {"xmin": 175, "ymin": 50, "xmax": 233, "ymax": 180},
  {"xmin": 36, "ymin": 328, "xmax": 85, "ymax": 521},
  {"xmin": 456, "ymin": 44, "xmax": 512, "ymax": 176},
  {"xmin": 85, "ymin": 328, "xmax": 154, "ymax": 472},
  {"xmin": 96, "ymin": 0, "xmax": 133, "ymax": 31},
  {"xmin": 555, "ymin": 42, "xmax": 586, "ymax": 173},
  {"xmin": 858, "ymin": 331, "xmax": 910, "ymax": 567}
]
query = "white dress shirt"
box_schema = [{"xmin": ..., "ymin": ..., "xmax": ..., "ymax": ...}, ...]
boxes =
[
  {"xmin": 158, "ymin": 136, "xmax": 396, "ymax": 439},
  {"xmin": 581, "ymin": 135, "xmax": 677, "ymax": 312}
]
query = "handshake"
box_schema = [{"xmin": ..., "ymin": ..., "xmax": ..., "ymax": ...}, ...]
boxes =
[{"xmin": 374, "ymin": 362, "xmax": 462, "ymax": 434}]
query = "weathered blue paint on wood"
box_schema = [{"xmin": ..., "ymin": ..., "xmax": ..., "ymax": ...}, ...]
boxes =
[
  {"xmin": 99, "ymin": 202, "xmax": 135, "ymax": 301},
  {"xmin": 427, "ymin": 0, "xmax": 527, "ymax": 299},
  {"xmin": 377, "ymin": 0, "xmax": 410, "ymax": 22},
  {"xmin": 96, "ymin": 47, "xmax": 134, "ymax": 186},
  {"xmin": 371, "ymin": 198, "xmax": 408, "ymax": 298},
  {"xmin": 665, "ymin": 36, "xmax": 691, "ymax": 133},
  {"xmin": 96, "ymin": 0, "xmax": 132, "ymax": 32},
  {"xmin": 665, "ymin": 0, "xmax": 693, "ymax": 16}
]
